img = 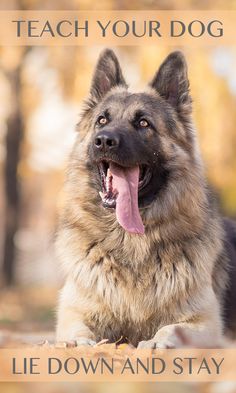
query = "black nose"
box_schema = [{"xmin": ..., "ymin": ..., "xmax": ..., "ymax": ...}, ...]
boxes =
[{"xmin": 94, "ymin": 131, "xmax": 120, "ymax": 151}]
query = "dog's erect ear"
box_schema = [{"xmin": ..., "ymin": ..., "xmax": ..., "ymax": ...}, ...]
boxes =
[
  {"xmin": 89, "ymin": 49, "xmax": 127, "ymax": 103},
  {"xmin": 150, "ymin": 51, "xmax": 191, "ymax": 112}
]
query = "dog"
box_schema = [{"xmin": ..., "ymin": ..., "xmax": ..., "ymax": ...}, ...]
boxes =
[{"xmin": 56, "ymin": 49, "xmax": 236, "ymax": 348}]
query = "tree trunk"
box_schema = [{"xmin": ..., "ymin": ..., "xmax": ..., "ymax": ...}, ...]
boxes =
[{"xmin": 2, "ymin": 67, "xmax": 23, "ymax": 286}]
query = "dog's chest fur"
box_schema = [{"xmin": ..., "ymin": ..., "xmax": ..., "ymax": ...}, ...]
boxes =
[{"xmin": 70, "ymin": 228, "xmax": 203, "ymax": 343}]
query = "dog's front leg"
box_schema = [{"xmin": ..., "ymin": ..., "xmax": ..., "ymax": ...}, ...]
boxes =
[
  {"xmin": 138, "ymin": 294, "xmax": 223, "ymax": 349},
  {"xmin": 138, "ymin": 320, "xmax": 221, "ymax": 349},
  {"xmin": 56, "ymin": 280, "xmax": 96, "ymax": 347},
  {"xmin": 56, "ymin": 306, "xmax": 96, "ymax": 346}
]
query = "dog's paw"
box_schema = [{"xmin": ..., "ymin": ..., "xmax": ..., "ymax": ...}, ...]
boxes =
[
  {"xmin": 75, "ymin": 337, "xmax": 96, "ymax": 347},
  {"xmin": 137, "ymin": 325, "xmax": 184, "ymax": 349},
  {"xmin": 137, "ymin": 339, "xmax": 157, "ymax": 349},
  {"xmin": 137, "ymin": 337, "xmax": 178, "ymax": 349},
  {"xmin": 56, "ymin": 337, "xmax": 96, "ymax": 348}
]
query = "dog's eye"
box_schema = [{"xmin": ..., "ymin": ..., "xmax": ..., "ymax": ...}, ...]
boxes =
[
  {"xmin": 97, "ymin": 116, "xmax": 108, "ymax": 126},
  {"xmin": 139, "ymin": 119, "xmax": 149, "ymax": 128}
]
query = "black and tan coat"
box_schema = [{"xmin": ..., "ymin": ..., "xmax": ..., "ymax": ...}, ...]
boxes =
[{"xmin": 56, "ymin": 49, "xmax": 235, "ymax": 348}]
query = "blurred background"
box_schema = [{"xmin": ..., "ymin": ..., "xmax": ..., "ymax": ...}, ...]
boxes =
[
  {"xmin": 0, "ymin": 0, "xmax": 236, "ymax": 392},
  {"xmin": 1, "ymin": 0, "xmax": 236, "ymax": 344}
]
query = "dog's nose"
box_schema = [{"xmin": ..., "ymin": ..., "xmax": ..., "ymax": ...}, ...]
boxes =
[{"xmin": 94, "ymin": 132, "xmax": 120, "ymax": 151}]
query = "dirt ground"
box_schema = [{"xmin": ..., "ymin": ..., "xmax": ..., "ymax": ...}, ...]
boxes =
[{"xmin": 0, "ymin": 286, "xmax": 56, "ymax": 346}]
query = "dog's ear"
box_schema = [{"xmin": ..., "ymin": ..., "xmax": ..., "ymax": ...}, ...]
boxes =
[
  {"xmin": 150, "ymin": 51, "xmax": 192, "ymax": 113},
  {"xmin": 89, "ymin": 49, "xmax": 127, "ymax": 105}
]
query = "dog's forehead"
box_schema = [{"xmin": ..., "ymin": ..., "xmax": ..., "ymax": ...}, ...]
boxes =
[{"xmin": 99, "ymin": 90, "xmax": 164, "ymax": 118}]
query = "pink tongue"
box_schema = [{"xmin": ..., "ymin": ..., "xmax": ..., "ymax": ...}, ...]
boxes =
[{"xmin": 109, "ymin": 163, "xmax": 144, "ymax": 234}]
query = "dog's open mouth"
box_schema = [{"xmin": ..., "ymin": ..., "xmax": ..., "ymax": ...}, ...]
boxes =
[{"xmin": 98, "ymin": 161, "xmax": 151, "ymax": 234}]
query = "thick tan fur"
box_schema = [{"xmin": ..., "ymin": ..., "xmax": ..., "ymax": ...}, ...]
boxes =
[{"xmin": 56, "ymin": 52, "xmax": 228, "ymax": 348}]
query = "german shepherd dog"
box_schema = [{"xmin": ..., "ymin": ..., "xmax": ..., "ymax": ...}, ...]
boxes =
[{"xmin": 56, "ymin": 49, "xmax": 236, "ymax": 348}]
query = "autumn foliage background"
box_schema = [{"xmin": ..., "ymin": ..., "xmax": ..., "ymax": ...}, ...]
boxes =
[{"xmin": 0, "ymin": 0, "xmax": 236, "ymax": 392}]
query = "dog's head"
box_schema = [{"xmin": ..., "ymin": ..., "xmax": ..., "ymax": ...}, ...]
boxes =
[{"xmin": 74, "ymin": 49, "xmax": 203, "ymax": 235}]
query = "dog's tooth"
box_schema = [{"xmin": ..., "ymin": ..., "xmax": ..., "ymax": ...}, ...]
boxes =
[
  {"xmin": 106, "ymin": 168, "xmax": 113, "ymax": 193},
  {"xmin": 99, "ymin": 191, "xmax": 106, "ymax": 200},
  {"xmin": 106, "ymin": 168, "xmax": 112, "ymax": 191}
]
